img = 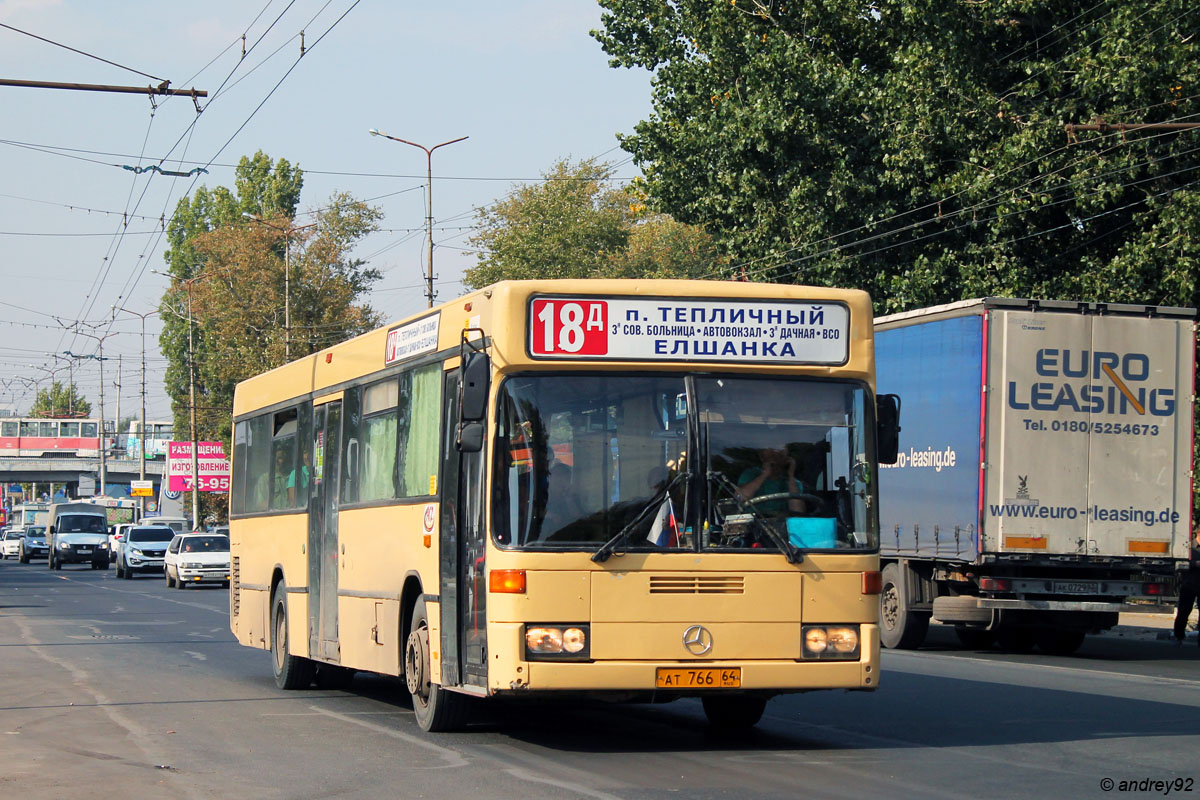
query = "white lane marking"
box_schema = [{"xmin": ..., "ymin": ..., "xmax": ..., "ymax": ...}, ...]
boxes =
[
  {"xmin": 183, "ymin": 651, "xmax": 208, "ymax": 661},
  {"xmin": 308, "ymin": 705, "xmax": 468, "ymax": 768}
]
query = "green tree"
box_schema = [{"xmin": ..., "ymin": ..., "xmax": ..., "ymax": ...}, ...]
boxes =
[
  {"xmin": 31, "ymin": 382, "xmax": 90, "ymax": 418},
  {"xmin": 465, "ymin": 159, "xmax": 724, "ymax": 288},
  {"xmin": 593, "ymin": 0, "xmax": 1200, "ymax": 312},
  {"xmin": 160, "ymin": 154, "xmax": 380, "ymax": 520}
]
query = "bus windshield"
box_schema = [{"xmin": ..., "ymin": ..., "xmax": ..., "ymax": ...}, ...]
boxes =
[{"xmin": 494, "ymin": 373, "xmax": 878, "ymax": 554}]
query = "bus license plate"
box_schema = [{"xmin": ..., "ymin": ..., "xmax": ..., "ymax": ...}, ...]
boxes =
[
  {"xmin": 655, "ymin": 667, "xmax": 741, "ymax": 688},
  {"xmin": 1053, "ymin": 581, "xmax": 1099, "ymax": 594}
]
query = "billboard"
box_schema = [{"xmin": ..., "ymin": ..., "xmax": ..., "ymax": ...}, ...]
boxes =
[{"xmin": 167, "ymin": 441, "xmax": 231, "ymax": 493}]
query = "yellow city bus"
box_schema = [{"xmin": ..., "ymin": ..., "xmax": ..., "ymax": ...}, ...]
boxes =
[{"xmin": 229, "ymin": 279, "xmax": 899, "ymax": 732}]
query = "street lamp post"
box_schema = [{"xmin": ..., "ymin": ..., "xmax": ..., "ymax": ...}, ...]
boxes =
[
  {"xmin": 368, "ymin": 128, "xmax": 468, "ymax": 308},
  {"xmin": 243, "ymin": 214, "xmax": 316, "ymax": 360},
  {"xmin": 116, "ymin": 306, "xmax": 160, "ymax": 517}
]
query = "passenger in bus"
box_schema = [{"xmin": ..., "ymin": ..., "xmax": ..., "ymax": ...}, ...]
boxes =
[
  {"xmin": 736, "ymin": 447, "xmax": 808, "ymax": 515},
  {"xmin": 287, "ymin": 450, "xmax": 311, "ymax": 506},
  {"xmin": 272, "ymin": 450, "xmax": 289, "ymax": 507}
]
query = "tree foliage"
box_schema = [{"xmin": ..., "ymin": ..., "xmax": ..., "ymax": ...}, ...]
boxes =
[
  {"xmin": 465, "ymin": 159, "xmax": 725, "ymax": 288},
  {"xmin": 31, "ymin": 382, "xmax": 90, "ymax": 417},
  {"xmin": 593, "ymin": 0, "xmax": 1200, "ymax": 312},
  {"xmin": 160, "ymin": 153, "xmax": 382, "ymax": 518}
]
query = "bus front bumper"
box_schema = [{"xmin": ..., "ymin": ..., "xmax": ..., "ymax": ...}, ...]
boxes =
[{"xmin": 489, "ymin": 623, "xmax": 880, "ymax": 694}]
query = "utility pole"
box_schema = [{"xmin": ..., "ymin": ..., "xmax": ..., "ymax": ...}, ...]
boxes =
[
  {"xmin": 116, "ymin": 307, "xmax": 159, "ymax": 519},
  {"xmin": 114, "ymin": 355, "xmax": 121, "ymax": 457},
  {"xmin": 368, "ymin": 129, "xmax": 468, "ymax": 308}
]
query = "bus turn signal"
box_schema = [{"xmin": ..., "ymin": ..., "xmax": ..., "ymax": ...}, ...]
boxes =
[{"xmin": 489, "ymin": 569, "xmax": 526, "ymax": 594}]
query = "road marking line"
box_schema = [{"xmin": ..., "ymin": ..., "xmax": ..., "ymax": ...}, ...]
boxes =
[{"xmin": 309, "ymin": 705, "xmax": 468, "ymax": 768}]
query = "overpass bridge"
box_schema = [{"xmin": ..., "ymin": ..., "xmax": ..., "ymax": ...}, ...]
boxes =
[{"xmin": 0, "ymin": 457, "xmax": 166, "ymax": 499}]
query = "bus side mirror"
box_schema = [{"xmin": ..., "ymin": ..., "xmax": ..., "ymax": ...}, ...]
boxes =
[
  {"xmin": 48, "ymin": 525, "xmax": 56, "ymax": 535},
  {"xmin": 459, "ymin": 351, "xmax": 490, "ymax": 423},
  {"xmin": 876, "ymin": 393, "xmax": 901, "ymax": 465},
  {"xmin": 457, "ymin": 422, "xmax": 484, "ymax": 453}
]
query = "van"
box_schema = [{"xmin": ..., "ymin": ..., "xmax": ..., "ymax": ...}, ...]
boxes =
[{"xmin": 48, "ymin": 502, "xmax": 111, "ymax": 570}]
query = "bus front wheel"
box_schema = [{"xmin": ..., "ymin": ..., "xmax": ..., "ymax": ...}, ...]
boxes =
[
  {"xmin": 271, "ymin": 583, "xmax": 315, "ymax": 690},
  {"xmin": 405, "ymin": 597, "xmax": 469, "ymax": 732}
]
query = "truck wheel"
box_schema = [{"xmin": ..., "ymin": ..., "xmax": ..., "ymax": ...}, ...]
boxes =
[
  {"xmin": 701, "ymin": 695, "xmax": 768, "ymax": 729},
  {"xmin": 53, "ymin": 553, "xmax": 63, "ymax": 571},
  {"xmin": 995, "ymin": 626, "xmax": 1035, "ymax": 652},
  {"xmin": 1034, "ymin": 628, "xmax": 1086, "ymax": 656},
  {"xmin": 879, "ymin": 563, "xmax": 929, "ymax": 649},
  {"xmin": 954, "ymin": 627, "xmax": 995, "ymax": 649},
  {"xmin": 406, "ymin": 597, "xmax": 470, "ymax": 732},
  {"xmin": 271, "ymin": 582, "xmax": 315, "ymax": 690}
]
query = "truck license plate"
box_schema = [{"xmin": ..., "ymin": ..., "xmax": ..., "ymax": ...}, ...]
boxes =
[
  {"xmin": 655, "ymin": 667, "xmax": 741, "ymax": 688},
  {"xmin": 1053, "ymin": 581, "xmax": 1099, "ymax": 594}
]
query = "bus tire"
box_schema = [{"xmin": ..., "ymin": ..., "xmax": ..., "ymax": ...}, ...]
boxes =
[
  {"xmin": 701, "ymin": 695, "xmax": 768, "ymax": 729},
  {"xmin": 879, "ymin": 563, "xmax": 929, "ymax": 649},
  {"xmin": 405, "ymin": 597, "xmax": 469, "ymax": 732},
  {"xmin": 271, "ymin": 583, "xmax": 315, "ymax": 690},
  {"xmin": 1034, "ymin": 627, "xmax": 1086, "ymax": 656}
]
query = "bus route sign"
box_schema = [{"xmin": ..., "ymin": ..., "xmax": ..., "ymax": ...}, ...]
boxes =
[{"xmin": 529, "ymin": 297, "xmax": 849, "ymax": 364}]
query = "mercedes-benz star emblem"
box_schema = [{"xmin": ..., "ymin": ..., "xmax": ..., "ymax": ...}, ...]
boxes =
[{"xmin": 682, "ymin": 625, "xmax": 713, "ymax": 656}]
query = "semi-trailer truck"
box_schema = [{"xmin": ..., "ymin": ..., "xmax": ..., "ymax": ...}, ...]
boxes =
[{"xmin": 875, "ymin": 298, "xmax": 1195, "ymax": 653}]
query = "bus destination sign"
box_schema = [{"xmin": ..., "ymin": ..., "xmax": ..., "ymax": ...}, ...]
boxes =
[{"xmin": 529, "ymin": 297, "xmax": 849, "ymax": 364}]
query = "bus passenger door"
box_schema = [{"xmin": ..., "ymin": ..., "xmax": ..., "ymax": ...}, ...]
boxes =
[
  {"xmin": 308, "ymin": 401, "xmax": 343, "ymax": 662},
  {"xmin": 439, "ymin": 369, "xmax": 489, "ymax": 689}
]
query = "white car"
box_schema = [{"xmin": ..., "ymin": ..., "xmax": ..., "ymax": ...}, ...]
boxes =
[
  {"xmin": 114, "ymin": 525, "xmax": 174, "ymax": 579},
  {"xmin": 2, "ymin": 529, "xmax": 24, "ymax": 559},
  {"xmin": 164, "ymin": 532, "xmax": 231, "ymax": 589}
]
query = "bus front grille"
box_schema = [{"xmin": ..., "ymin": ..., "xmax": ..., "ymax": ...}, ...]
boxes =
[{"xmin": 648, "ymin": 575, "xmax": 744, "ymax": 594}]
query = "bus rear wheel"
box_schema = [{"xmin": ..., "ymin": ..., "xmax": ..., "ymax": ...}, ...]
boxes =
[
  {"xmin": 701, "ymin": 695, "xmax": 768, "ymax": 729},
  {"xmin": 405, "ymin": 597, "xmax": 469, "ymax": 732},
  {"xmin": 271, "ymin": 582, "xmax": 315, "ymax": 690}
]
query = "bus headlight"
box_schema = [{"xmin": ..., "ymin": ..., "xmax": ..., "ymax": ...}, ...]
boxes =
[
  {"xmin": 802, "ymin": 625, "xmax": 860, "ymax": 659},
  {"xmin": 524, "ymin": 624, "xmax": 590, "ymax": 660}
]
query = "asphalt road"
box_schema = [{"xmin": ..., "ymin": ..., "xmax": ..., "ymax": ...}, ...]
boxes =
[{"xmin": 2, "ymin": 557, "xmax": 1198, "ymax": 800}]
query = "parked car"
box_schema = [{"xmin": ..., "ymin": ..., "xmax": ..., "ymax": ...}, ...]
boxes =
[
  {"xmin": 18, "ymin": 526, "xmax": 48, "ymax": 562},
  {"xmin": 164, "ymin": 532, "xmax": 231, "ymax": 589},
  {"xmin": 114, "ymin": 525, "xmax": 174, "ymax": 579},
  {"xmin": 2, "ymin": 529, "xmax": 23, "ymax": 559},
  {"xmin": 108, "ymin": 523, "xmax": 134, "ymax": 562}
]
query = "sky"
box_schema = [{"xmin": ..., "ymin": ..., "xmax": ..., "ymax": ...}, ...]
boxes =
[{"xmin": 0, "ymin": 0, "xmax": 651, "ymax": 424}]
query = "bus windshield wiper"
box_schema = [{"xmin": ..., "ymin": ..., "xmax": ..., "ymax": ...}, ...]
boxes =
[
  {"xmin": 592, "ymin": 474, "xmax": 685, "ymax": 563},
  {"xmin": 707, "ymin": 471, "xmax": 803, "ymax": 564}
]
